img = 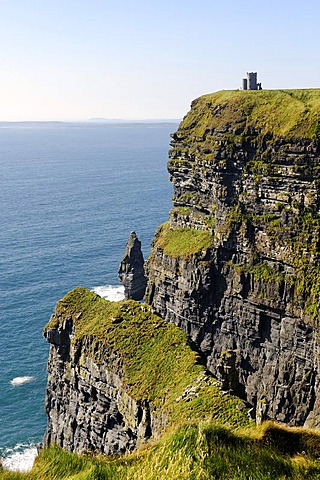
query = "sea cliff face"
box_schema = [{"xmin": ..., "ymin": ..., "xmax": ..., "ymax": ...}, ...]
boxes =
[
  {"xmin": 145, "ymin": 89, "xmax": 320, "ymax": 427},
  {"xmin": 43, "ymin": 322, "xmax": 156, "ymax": 454}
]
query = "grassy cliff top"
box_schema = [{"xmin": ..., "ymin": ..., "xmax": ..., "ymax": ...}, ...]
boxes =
[
  {"xmin": 180, "ymin": 89, "xmax": 320, "ymax": 140},
  {"xmin": 45, "ymin": 287, "xmax": 249, "ymax": 428},
  {"xmin": 153, "ymin": 222, "xmax": 214, "ymax": 258}
]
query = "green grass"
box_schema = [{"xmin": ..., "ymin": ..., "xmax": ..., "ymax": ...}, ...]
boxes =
[
  {"xmin": 3, "ymin": 422, "xmax": 320, "ymax": 479},
  {"xmin": 153, "ymin": 221, "xmax": 214, "ymax": 258},
  {"xmin": 179, "ymin": 89, "xmax": 320, "ymax": 140}
]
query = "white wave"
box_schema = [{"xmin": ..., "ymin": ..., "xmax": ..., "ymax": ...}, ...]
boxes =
[
  {"xmin": 1, "ymin": 444, "xmax": 38, "ymax": 472},
  {"xmin": 92, "ymin": 285, "xmax": 125, "ymax": 302},
  {"xmin": 10, "ymin": 376, "xmax": 35, "ymax": 386}
]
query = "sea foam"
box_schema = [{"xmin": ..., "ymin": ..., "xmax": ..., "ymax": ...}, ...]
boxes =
[
  {"xmin": 10, "ymin": 376, "xmax": 35, "ymax": 386},
  {"xmin": 92, "ymin": 285, "xmax": 125, "ymax": 302},
  {"xmin": 1, "ymin": 444, "xmax": 38, "ymax": 472}
]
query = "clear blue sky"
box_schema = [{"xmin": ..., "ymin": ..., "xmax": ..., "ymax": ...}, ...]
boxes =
[{"xmin": 1, "ymin": 0, "xmax": 319, "ymax": 120}]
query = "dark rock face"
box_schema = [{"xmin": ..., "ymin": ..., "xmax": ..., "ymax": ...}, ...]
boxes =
[
  {"xmin": 118, "ymin": 232, "xmax": 147, "ymax": 301},
  {"xmin": 43, "ymin": 316, "xmax": 161, "ymax": 454},
  {"xmin": 145, "ymin": 92, "xmax": 320, "ymax": 427}
]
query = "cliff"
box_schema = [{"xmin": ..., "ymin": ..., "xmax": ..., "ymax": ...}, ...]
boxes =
[
  {"xmin": 43, "ymin": 287, "xmax": 249, "ymax": 454},
  {"xmin": 145, "ymin": 89, "xmax": 320, "ymax": 427},
  {"xmin": 26, "ymin": 89, "xmax": 320, "ymax": 478}
]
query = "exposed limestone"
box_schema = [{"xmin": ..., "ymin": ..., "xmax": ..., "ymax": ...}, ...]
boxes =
[
  {"xmin": 145, "ymin": 89, "xmax": 320, "ymax": 427},
  {"xmin": 118, "ymin": 231, "xmax": 147, "ymax": 301}
]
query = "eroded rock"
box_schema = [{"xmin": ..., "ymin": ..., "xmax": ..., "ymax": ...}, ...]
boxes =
[{"xmin": 118, "ymin": 231, "xmax": 147, "ymax": 301}]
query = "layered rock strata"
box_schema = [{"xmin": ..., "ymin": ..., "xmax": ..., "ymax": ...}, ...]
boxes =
[
  {"xmin": 118, "ymin": 231, "xmax": 147, "ymax": 300},
  {"xmin": 145, "ymin": 89, "xmax": 320, "ymax": 427}
]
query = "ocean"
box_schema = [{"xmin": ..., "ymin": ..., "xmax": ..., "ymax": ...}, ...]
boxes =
[{"xmin": 0, "ymin": 122, "xmax": 175, "ymax": 471}]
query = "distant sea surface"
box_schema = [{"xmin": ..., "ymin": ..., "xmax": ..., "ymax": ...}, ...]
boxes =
[{"xmin": 0, "ymin": 122, "xmax": 175, "ymax": 471}]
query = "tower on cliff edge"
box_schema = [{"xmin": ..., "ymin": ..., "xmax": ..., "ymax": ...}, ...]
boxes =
[{"xmin": 242, "ymin": 72, "xmax": 262, "ymax": 90}]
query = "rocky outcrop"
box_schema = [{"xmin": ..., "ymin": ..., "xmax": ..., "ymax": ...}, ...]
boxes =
[
  {"xmin": 43, "ymin": 288, "xmax": 249, "ymax": 454},
  {"xmin": 145, "ymin": 89, "xmax": 320, "ymax": 427},
  {"xmin": 118, "ymin": 231, "xmax": 147, "ymax": 301}
]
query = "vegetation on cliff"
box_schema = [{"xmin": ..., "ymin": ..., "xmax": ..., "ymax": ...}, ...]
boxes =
[
  {"xmin": 179, "ymin": 89, "xmax": 320, "ymax": 140},
  {"xmin": 145, "ymin": 89, "xmax": 320, "ymax": 437},
  {"xmin": 3, "ymin": 280, "xmax": 319, "ymax": 478},
  {"xmin": 45, "ymin": 287, "xmax": 248, "ymax": 427},
  {"xmin": 152, "ymin": 221, "xmax": 214, "ymax": 258}
]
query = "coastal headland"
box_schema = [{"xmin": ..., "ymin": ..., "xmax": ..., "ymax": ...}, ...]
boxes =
[{"xmin": 3, "ymin": 89, "xmax": 320, "ymax": 479}]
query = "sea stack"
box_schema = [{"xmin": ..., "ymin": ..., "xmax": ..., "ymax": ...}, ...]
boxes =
[{"xmin": 118, "ymin": 231, "xmax": 147, "ymax": 300}]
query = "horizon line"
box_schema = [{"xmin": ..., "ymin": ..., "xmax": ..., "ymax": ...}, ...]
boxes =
[{"xmin": 0, "ymin": 118, "xmax": 181, "ymax": 124}]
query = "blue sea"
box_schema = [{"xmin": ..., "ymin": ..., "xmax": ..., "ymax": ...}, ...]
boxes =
[{"xmin": 0, "ymin": 122, "xmax": 175, "ymax": 471}]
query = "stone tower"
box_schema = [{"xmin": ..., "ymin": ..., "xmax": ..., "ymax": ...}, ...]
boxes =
[
  {"xmin": 242, "ymin": 72, "xmax": 262, "ymax": 90},
  {"xmin": 247, "ymin": 72, "xmax": 257, "ymax": 90},
  {"xmin": 242, "ymin": 78, "xmax": 248, "ymax": 90}
]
